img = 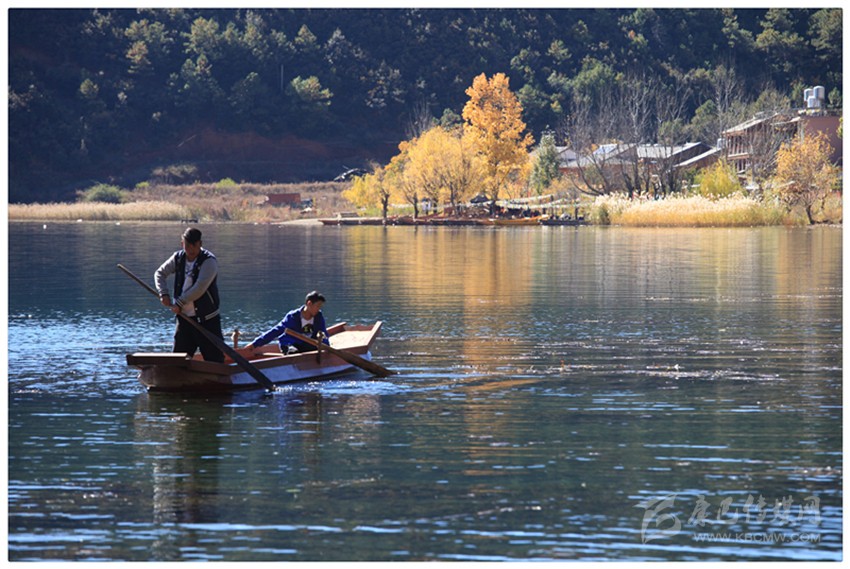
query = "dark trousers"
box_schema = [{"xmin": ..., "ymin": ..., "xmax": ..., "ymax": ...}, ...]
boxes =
[{"xmin": 173, "ymin": 315, "xmax": 225, "ymax": 362}]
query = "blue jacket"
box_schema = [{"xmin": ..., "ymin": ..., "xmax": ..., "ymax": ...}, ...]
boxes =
[{"xmin": 251, "ymin": 306, "xmax": 329, "ymax": 352}]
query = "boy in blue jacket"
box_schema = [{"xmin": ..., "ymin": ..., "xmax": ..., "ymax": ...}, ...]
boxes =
[{"xmin": 245, "ymin": 291, "xmax": 330, "ymax": 354}]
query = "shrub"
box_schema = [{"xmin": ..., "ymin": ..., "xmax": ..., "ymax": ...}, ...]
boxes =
[
  {"xmin": 696, "ymin": 160, "xmax": 743, "ymax": 198},
  {"xmin": 77, "ymin": 183, "xmax": 127, "ymax": 204},
  {"xmin": 216, "ymin": 177, "xmax": 238, "ymax": 190},
  {"xmin": 151, "ymin": 163, "xmax": 199, "ymax": 184},
  {"xmin": 586, "ymin": 194, "xmax": 631, "ymax": 225}
]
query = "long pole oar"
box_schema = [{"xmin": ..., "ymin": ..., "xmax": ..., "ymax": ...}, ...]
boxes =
[
  {"xmin": 285, "ymin": 328, "xmax": 395, "ymax": 377},
  {"xmin": 117, "ymin": 263, "xmax": 277, "ymax": 392}
]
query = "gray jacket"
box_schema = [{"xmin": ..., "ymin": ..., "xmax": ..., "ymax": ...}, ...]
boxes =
[{"xmin": 154, "ymin": 248, "xmax": 220, "ymax": 321}]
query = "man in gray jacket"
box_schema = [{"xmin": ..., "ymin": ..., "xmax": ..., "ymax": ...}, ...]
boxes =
[{"xmin": 155, "ymin": 227, "xmax": 224, "ymax": 362}]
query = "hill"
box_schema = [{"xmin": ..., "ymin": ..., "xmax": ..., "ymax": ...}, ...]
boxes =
[{"xmin": 8, "ymin": 8, "xmax": 842, "ymax": 202}]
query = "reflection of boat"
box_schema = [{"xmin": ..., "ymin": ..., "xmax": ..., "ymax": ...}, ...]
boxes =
[
  {"xmin": 127, "ymin": 322, "xmax": 383, "ymax": 392},
  {"xmin": 426, "ymin": 216, "xmax": 491, "ymax": 226},
  {"xmin": 491, "ymin": 215, "xmax": 545, "ymax": 226},
  {"xmin": 539, "ymin": 216, "xmax": 583, "ymax": 226}
]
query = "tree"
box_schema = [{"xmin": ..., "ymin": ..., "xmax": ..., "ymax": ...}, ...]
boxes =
[
  {"xmin": 529, "ymin": 131, "xmax": 561, "ymax": 194},
  {"xmin": 286, "ymin": 75, "xmax": 333, "ymax": 133},
  {"xmin": 688, "ymin": 63, "xmax": 748, "ymax": 147},
  {"xmin": 288, "ymin": 75, "xmax": 332, "ymax": 107},
  {"xmin": 462, "ymin": 73, "xmax": 533, "ymax": 211},
  {"xmin": 390, "ymin": 126, "xmax": 482, "ymax": 214},
  {"xmin": 755, "ymin": 8, "xmax": 807, "ymax": 86},
  {"xmin": 400, "ymin": 129, "xmax": 444, "ymax": 211},
  {"xmin": 386, "ymin": 141, "xmax": 420, "ymax": 219},
  {"xmin": 807, "ymin": 9, "xmax": 842, "ymax": 92},
  {"xmin": 343, "ymin": 161, "xmax": 393, "ymax": 222},
  {"xmin": 773, "ymin": 132, "xmax": 838, "ymax": 224}
]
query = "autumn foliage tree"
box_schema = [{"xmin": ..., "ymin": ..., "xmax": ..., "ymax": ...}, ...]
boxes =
[
  {"xmin": 772, "ymin": 132, "xmax": 839, "ymax": 224},
  {"xmin": 462, "ymin": 73, "xmax": 534, "ymax": 209},
  {"xmin": 386, "ymin": 142, "xmax": 421, "ymax": 218},
  {"xmin": 404, "ymin": 126, "xmax": 485, "ymax": 212},
  {"xmin": 346, "ymin": 124, "xmax": 487, "ymax": 218},
  {"xmin": 342, "ymin": 161, "xmax": 392, "ymax": 221}
]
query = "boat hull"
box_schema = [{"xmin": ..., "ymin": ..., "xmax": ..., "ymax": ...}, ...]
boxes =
[{"xmin": 127, "ymin": 322, "xmax": 382, "ymax": 392}]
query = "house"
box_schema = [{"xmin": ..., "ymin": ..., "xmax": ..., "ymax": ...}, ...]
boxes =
[
  {"xmin": 557, "ymin": 142, "xmax": 715, "ymax": 193},
  {"xmin": 674, "ymin": 147, "xmax": 721, "ymax": 172},
  {"xmin": 721, "ymin": 108, "xmax": 842, "ymax": 179},
  {"xmin": 721, "ymin": 112, "xmax": 797, "ymax": 178},
  {"xmin": 789, "ymin": 113, "xmax": 842, "ymax": 166}
]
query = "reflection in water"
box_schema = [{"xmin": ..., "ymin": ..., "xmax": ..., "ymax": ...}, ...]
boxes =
[
  {"xmin": 7, "ymin": 223, "xmax": 842, "ymax": 561},
  {"xmin": 133, "ymin": 395, "xmax": 226, "ymax": 559},
  {"xmin": 126, "ymin": 387, "xmax": 385, "ymax": 561}
]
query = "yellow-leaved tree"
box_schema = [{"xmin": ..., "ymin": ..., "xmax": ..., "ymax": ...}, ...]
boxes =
[
  {"xmin": 403, "ymin": 129, "xmax": 444, "ymax": 214},
  {"xmin": 773, "ymin": 132, "xmax": 839, "ymax": 224},
  {"xmin": 342, "ymin": 161, "xmax": 392, "ymax": 221},
  {"xmin": 437, "ymin": 127, "xmax": 486, "ymax": 211},
  {"xmin": 402, "ymin": 126, "xmax": 485, "ymax": 213},
  {"xmin": 386, "ymin": 141, "xmax": 422, "ymax": 219},
  {"xmin": 462, "ymin": 73, "xmax": 533, "ymax": 211}
]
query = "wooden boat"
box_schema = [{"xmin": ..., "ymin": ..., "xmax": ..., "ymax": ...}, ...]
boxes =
[{"xmin": 126, "ymin": 322, "xmax": 384, "ymax": 392}]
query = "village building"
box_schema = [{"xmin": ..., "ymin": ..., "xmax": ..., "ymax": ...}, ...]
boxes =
[
  {"xmin": 721, "ymin": 86, "xmax": 841, "ymax": 183},
  {"xmin": 552, "ymin": 86, "xmax": 841, "ymax": 195}
]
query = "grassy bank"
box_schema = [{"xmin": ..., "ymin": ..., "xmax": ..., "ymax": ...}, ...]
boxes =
[{"xmin": 9, "ymin": 181, "xmax": 352, "ymax": 223}]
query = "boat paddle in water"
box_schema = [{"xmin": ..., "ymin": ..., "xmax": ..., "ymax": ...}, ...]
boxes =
[{"xmin": 284, "ymin": 328, "xmax": 395, "ymax": 377}]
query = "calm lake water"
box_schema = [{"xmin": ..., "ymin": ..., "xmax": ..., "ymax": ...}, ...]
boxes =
[{"xmin": 7, "ymin": 221, "xmax": 842, "ymax": 561}]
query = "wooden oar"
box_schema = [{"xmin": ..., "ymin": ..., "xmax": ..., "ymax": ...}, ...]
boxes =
[
  {"xmin": 117, "ymin": 263, "xmax": 277, "ymax": 392},
  {"xmin": 284, "ymin": 328, "xmax": 395, "ymax": 377}
]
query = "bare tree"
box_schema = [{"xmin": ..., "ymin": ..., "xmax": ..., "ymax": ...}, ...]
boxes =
[
  {"xmin": 564, "ymin": 73, "xmax": 692, "ymax": 198},
  {"xmin": 712, "ymin": 64, "xmax": 742, "ymax": 142},
  {"xmin": 561, "ymin": 88, "xmax": 622, "ymax": 196},
  {"xmin": 653, "ymin": 76, "xmax": 692, "ymax": 196},
  {"xmin": 405, "ymin": 98, "xmax": 435, "ymax": 139},
  {"xmin": 613, "ymin": 73, "xmax": 656, "ymax": 198}
]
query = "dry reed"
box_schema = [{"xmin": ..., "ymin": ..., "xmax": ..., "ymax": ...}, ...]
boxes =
[
  {"xmin": 8, "ymin": 201, "xmax": 189, "ymax": 221},
  {"xmin": 589, "ymin": 194, "xmax": 787, "ymax": 227}
]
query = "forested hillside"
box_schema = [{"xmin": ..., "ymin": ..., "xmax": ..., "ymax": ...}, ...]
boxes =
[{"xmin": 8, "ymin": 8, "xmax": 842, "ymax": 202}]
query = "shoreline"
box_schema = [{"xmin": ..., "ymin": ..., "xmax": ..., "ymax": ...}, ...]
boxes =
[
  {"xmin": 9, "ymin": 218, "xmax": 842, "ymax": 230},
  {"xmin": 8, "ymin": 193, "xmax": 841, "ymax": 227}
]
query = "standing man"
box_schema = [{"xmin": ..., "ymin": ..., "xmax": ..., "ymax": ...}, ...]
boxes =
[
  {"xmin": 244, "ymin": 291, "xmax": 330, "ymax": 355},
  {"xmin": 155, "ymin": 227, "xmax": 224, "ymax": 362}
]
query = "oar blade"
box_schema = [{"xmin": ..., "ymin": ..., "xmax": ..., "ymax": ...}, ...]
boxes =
[{"xmin": 284, "ymin": 328, "xmax": 395, "ymax": 377}]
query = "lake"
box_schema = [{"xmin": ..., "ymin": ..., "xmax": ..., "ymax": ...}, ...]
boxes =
[{"xmin": 7, "ymin": 221, "xmax": 842, "ymax": 561}]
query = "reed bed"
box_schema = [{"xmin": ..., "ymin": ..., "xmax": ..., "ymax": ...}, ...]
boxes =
[
  {"xmin": 589, "ymin": 194, "xmax": 787, "ymax": 227},
  {"xmin": 10, "ymin": 181, "xmax": 353, "ymax": 223},
  {"xmin": 8, "ymin": 200, "xmax": 190, "ymax": 221}
]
